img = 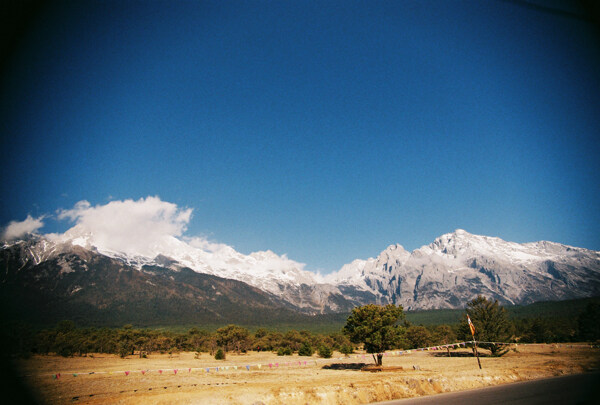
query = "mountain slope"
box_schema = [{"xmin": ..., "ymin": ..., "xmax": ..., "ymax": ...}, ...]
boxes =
[
  {"xmin": 44, "ymin": 230, "xmax": 363, "ymax": 314},
  {"xmin": 328, "ymin": 230, "xmax": 600, "ymax": 309},
  {"xmin": 0, "ymin": 238, "xmax": 308, "ymax": 326}
]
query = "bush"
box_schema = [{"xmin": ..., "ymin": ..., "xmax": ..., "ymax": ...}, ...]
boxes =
[
  {"xmin": 277, "ymin": 346, "xmax": 292, "ymax": 356},
  {"xmin": 298, "ymin": 342, "xmax": 314, "ymax": 356},
  {"xmin": 318, "ymin": 345, "xmax": 332, "ymax": 358},
  {"xmin": 340, "ymin": 344, "xmax": 353, "ymax": 355},
  {"xmin": 215, "ymin": 348, "xmax": 226, "ymax": 360}
]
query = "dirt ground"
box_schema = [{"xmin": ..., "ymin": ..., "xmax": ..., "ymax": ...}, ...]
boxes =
[{"xmin": 16, "ymin": 344, "xmax": 600, "ymax": 404}]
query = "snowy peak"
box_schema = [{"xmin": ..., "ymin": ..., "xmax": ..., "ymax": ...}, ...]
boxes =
[
  {"xmin": 425, "ymin": 229, "xmax": 566, "ymax": 263},
  {"xmin": 11, "ymin": 231, "xmax": 357, "ymax": 314},
  {"xmin": 326, "ymin": 230, "xmax": 600, "ymax": 309},
  {"xmin": 381, "ymin": 244, "xmax": 410, "ymax": 263}
]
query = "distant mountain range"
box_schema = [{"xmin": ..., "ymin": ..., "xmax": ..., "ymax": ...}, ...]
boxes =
[
  {"xmin": 327, "ymin": 230, "xmax": 600, "ymax": 309},
  {"xmin": 1, "ymin": 229, "xmax": 599, "ymax": 325}
]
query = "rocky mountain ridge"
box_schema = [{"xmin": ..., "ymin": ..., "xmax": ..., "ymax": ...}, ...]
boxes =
[
  {"xmin": 328, "ymin": 229, "xmax": 600, "ymax": 309},
  {"xmin": 1, "ymin": 230, "xmax": 599, "ymax": 319}
]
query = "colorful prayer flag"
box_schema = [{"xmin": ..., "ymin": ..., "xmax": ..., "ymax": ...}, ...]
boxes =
[{"xmin": 467, "ymin": 315, "xmax": 476, "ymax": 336}]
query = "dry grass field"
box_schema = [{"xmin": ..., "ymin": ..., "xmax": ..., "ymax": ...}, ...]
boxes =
[{"xmin": 16, "ymin": 344, "xmax": 600, "ymax": 404}]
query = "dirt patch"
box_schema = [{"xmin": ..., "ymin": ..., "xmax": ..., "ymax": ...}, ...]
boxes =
[
  {"xmin": 361, "ymin": 365, "xmax": 404, "ymax": 372},
  {"xmin": 14, "ymin": 345, "xmax": 600, "ymax": 404},
  {"xmin": 322, "ymin": 363, "xmax": 367, "ymax": 370}
]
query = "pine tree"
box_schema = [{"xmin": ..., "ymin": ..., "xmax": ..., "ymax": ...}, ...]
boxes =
[
  {"xmin": 343, "ymin": 304, "xmax": 405, "ymax": 365},
  {"xmin": 460, "ymin": 296, "xmax": 510, "ymax": 356}
]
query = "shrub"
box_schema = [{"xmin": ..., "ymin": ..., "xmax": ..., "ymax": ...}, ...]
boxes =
[
  {"xmin": 298, "ymin": 342, "xmax": 314, "ymax": 356},
  {"xmin": 318, "ymin": 345, "xmax": 332, "ymax": 358},
  {"xmin": 277, "ymin": 346, "xmax": 292, "ymax": 356},
  {"xmin": 340, "ymin": 344, "xmax": 353, "ymax": 355},
  {"xmin": 215, "ymin": 348, "xmax": 226, "ymax": 360}
]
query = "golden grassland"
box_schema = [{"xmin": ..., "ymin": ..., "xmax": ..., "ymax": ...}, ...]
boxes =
[{"xmin": 16, "ymin": 344, "xmax": 600, "ymax": 404}]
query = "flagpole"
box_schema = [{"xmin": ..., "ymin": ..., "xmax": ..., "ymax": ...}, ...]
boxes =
[
  {"xmin": 473, "ymin": 339, "xmax": 482, "ymax": 369},
  {"xmin": 467, "ymin": 315, "xmax": 482, "ymax": 369}
]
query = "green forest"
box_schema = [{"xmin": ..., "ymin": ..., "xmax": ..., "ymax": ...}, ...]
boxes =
[{"xmin": 2, "ymin": 297, "xmax": 599, "ymax": 359}]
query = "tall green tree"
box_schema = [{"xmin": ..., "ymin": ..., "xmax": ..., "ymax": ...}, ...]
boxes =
[
  {"xmin": 459, "ymin": 296, "xmax": 510, "ymax": 356},
  {"xmin": 405, "ymin": 325, "xmax": 432, "ymax": 349},
  {"xmin": 343, "ymin": 304, "xmax": 405, "ymax": 365}
]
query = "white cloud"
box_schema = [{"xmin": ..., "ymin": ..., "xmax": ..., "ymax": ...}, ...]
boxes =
[
  {"xmin": 1, "ymin": 215, "xmax": 45, "ymax": 241},
  {"xmin": 185, "ymin": 236, "xmax": 236, "ymax": 255},
  {"xmin": 8, "ymin": 196, "xmax": 317, "ymax": 285},
  {"xmin": 55, "ymin": 196, "xmax": 193, "ymax": 257}
]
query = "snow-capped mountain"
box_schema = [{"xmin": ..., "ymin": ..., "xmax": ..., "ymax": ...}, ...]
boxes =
[
  {"xmin": 0, "ymin": 237, "xmax": 309, "ymax": 326},
  {"xmin": 328, "ymin": 229, "xmax": 600, "ymax": 309},
  {"xmin": 2, "ymin": 231, "xmax": 364, "ymax": 314},
  {"xmin": 2, "ymin": 229, "xmax": 599, "ymax": 315}
]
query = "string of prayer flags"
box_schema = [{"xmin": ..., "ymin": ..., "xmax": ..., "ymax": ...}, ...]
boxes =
[{"xmin": 50, "ymin": 340, "xmax": 504, "ymax": 379}]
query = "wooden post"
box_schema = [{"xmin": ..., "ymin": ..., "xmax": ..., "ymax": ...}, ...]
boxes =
[
  {"xmin": 467, "ymin": 315, "xmax": 482, "ymax": 369},
  {"xmin": 473, "ymin": 340, "xmax": 482, "ymax": 369}
]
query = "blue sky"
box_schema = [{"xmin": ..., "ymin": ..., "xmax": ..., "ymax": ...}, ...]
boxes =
[{"xmin": 1, "ymin": 0, "xmax": 599, "ymax": 273}]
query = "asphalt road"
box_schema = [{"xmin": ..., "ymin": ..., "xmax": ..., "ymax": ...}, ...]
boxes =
[{"xmin": 376, "ymin": 371, "xmax": 600, "ymax": 405}]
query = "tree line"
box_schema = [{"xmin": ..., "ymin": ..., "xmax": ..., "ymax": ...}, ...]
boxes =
[{"xmin": 2, "ymin": 296, "xmax": 598, "ymax": 360}]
